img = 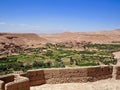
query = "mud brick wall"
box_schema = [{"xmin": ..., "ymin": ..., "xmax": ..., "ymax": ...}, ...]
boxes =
[
  {"xmin": 0, "ymin": 80, "xmax": 4, "ymax": 90},
  {"xmin": 26, "ymin": 70, "xmax": 45, "ymax": 86},
  {"xmin": 115, "ymin": 66, "xmax": 120, "ymax": 79},
  {"xmin": 44, "ymin": 68, "xmax": 89, "ymax": 84},
  {"xmin": 0, "ymin": 75, "xmax": 14, "ymax": 84},
  {"xmin": 87, "ymin": 66, "xmax": 113, "ymax": 81},
  {"xmin": 0, "ymin": 66, "xmax": 115, "ymax": 90},
  {"xmin": 5, "ymin": 76, "xmax": 30, "ymax": 90},
  {"xmin": 44, "ymin": 66, "xmax": 113, "ymax": 84},
  {"xmin": 26, "ymin": 66, "xmax": 113, "ymax": 85}
]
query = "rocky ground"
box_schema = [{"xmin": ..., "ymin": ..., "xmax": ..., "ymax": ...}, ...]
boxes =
[{"xmin": 30, "ymin": 79, "xmax": 120, "ymax": 90}]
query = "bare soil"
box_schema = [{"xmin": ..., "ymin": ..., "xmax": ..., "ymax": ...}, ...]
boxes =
[
  {"xmin": 30, "ymin": 79, "xmax": 120, "ymax": 90},
  {"xmin": 39, "ymin": 29, "xmax": 120, "ymax": 44}
]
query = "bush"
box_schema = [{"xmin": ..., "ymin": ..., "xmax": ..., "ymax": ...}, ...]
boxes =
[{"xmin": 54, "ymin": 57, "xmax": 65, "ymax": 68}]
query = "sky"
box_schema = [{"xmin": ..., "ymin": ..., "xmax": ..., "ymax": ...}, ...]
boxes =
[{"xmin": 0, "ymin": 0, "xmax": 120, "ymax": 33}]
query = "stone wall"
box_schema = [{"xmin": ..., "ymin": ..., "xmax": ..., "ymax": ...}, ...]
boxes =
[
  {"xmin": 26, "ymin": 70, "xmax": 45, "ymax": 86},
  {"xmin": 0, "ymin": 80, "xmax": 4, "ymax": 90},
  {"xmin": 0, "ymin": 75, "xmax": 30, "ymax": 90},
  {"xmin": 5, "ymin": 76, "xmax": 30, "ymax": 90},
  {"xmin": 0, "ymin": 75, "xmax": 14, "ymax": 90},
  {"xmin": 44, "ymin": 68, "xmax": 88, "ymax": 84},
  {"xmin": 0, "ymin": 65, "xmax": 120, "ymax": 90},
  {"xmin": 115, "ymin": 66, "xmax": 120, "ymax": 79},
  {"xmin": 44, "ymin": 66, "xmax": 113, "ymax": 84},
  {"xmin": 26, "ymin": 66, "xmax": 113, "ymax": 85},
  {"xmin": 87, "ymin": 66, "xmax": 113, "ymax": 81},
  {"xmin": 0, "ymin": 75, "xmax": 14, "ymax": 84}
]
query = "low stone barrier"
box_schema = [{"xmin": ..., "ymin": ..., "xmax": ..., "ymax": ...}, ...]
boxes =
[
  {"xmin": 0, "ymin": 75, "xmax": 14, "ymax": 90},
  {"xmin": 0, "ymin": 65, "xmax": 119, "ymax": 90},
  {"xmin": 26, "ymin": 66, "xmax": 113, "ymax": 85},
  {"xmin": 0, "ymin": 75, "xmax": 30, "ymax": 90},
  {"xmin": 0, "ymin": 80, "xmax": 4, "ymax": 90},
  {"xmin": 115, "ymin": 66, "xmax": 120, "ymax": 79},
  {"xmin": 0, "ymin": 75, "xmax": 14, "ymax": 84},
  {"xmin": 87, "ymin": 66, "xmax": 113, "ymax": 81},
  {"xmin": 5, "ymin": 75, "xmax": 30, "ymax": 90},
  {"xmin": 26, "ymin": 70, "xmax": 45, "ymax": 86},
  {"xmin": 44, "ymin": 68, "xmax": 88, "ymax": 84}
]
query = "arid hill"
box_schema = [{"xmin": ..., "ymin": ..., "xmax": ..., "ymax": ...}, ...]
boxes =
[
  {"xmin": 39, "ymin": 29, "xmax": 120, "ymax": 44},
  {"xmin": 0, "ymin": 29, "xmax": 120, "ymax": 57},
  {"xmin": 0, "ymin": 33, "xmax": 47, "ymax": 57},
  {"xmin": 0, "ymin": 33, "xmax": 46, "ymax": 47}
]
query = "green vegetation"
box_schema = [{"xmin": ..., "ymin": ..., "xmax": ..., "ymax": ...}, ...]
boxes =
[{"xmin": 0, "ymin": 43, "xmax": 120, "ymax": 75}]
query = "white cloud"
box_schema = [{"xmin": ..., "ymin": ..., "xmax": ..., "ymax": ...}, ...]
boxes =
[
  {"xmin": 0, "ymin": 22, "xmax": 6, "ymax": 25},
  {"xmin": 31, "ymin": 25, "xmax": 40, "ymax": 28},
  {"xmin": 9, "ymin": 24, "xmax": 15, "ymax": 26},
  {"xmin": 18, "ymin": 23, "xmax": 40, "ymax": 28},
  {"xmin": 19, "ymin": 24, "xmax": 28, "ymax": 26}
]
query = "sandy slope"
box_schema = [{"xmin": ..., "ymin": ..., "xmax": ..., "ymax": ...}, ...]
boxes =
[
  {"xmin": 0, "ymin": 33, "xmax": 46, "ymax": 48},
  {"xmin": 39, "ymin": 29, "xmax": 120, "ymax": 44},
  {"xmin": 30, "ymin": 79, "xmax": 120, "ymax": 90}
]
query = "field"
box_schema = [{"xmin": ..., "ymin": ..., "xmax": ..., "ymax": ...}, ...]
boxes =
[{"xmin": 0, "ymin": 42, "xmax": 119, "ymax": 75}]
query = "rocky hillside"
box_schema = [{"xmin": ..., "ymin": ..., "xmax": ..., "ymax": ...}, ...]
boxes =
[
  {"xmin": 0, "ymin": 29, "xmax": 120, "ymax": 57},
  {"xmin": 0, "ymin": 33, "xmax": 47, "ymax": 57}
]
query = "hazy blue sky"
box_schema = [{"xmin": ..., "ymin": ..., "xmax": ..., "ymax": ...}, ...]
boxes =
[{"xmin": 0, "ymin": 0, "xmax": 120, "ymax": 33}]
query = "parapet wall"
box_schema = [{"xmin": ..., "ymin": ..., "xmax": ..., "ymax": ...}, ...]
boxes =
[
  {"xmin": 0, "ymin": 75, "xmax": 14, "ymax": 84},
  {"xmin": 0, "ymin": 80, "xmax": 4, "ymax": 90},
  {"xmin": 1, "ymin": 65, "xmax": 120, "ymax": 90},
  {"xmin": 26, "ymin": 66, "xmax": 113, "ymax": 85},
  {"xmin": 5, "ymin": 75, "xmax": 30, "ymax": 90},
  {"xmin": 0, "ymin": 75, "xmax": 30, "ymax": 90},
  {"xmin": 115, "ymin": 66, "xmax": 120, "ymax": 79}
]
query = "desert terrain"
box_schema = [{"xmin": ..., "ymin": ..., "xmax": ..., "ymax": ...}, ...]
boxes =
[
  {"xmin": 39, "ymin": 29, "xmax": 120, "ymax": 44},
  {"xmin": 0, "ymin": 29, "xmax": 120, "ymax": 51},
  {"xmin": 0, "ymin": 29, "xmax": 119, "ymax": 58},
  {"xmin": 30, "ymin": 79, "xmax": 120, "ymax": 90},
  {"xmin": 0, "ymin": 29, "xmax": 120, "ymax": 90}
]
